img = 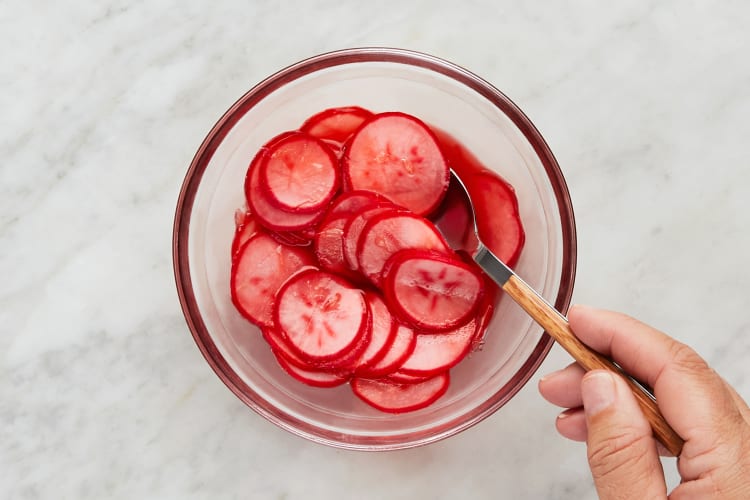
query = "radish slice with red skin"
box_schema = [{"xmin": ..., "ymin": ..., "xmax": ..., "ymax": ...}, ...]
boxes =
[
  {"xmin": 356, "ymin": 211, "xmax": 450, "ymax": 286},
  {"xmin": 274, "ymin": 352, "xmax": 349, "ymax": 388},
  {"xmin": 351, "ymin": 372, "xmax": 450, "ymax": 413},
  {"xmin": 467, "ymin": 172, "xmax": 525, "ymax": 267},
  {"xmin": 326, "ymin": 190, "xmax": 391, "ymax": 220},
  {"xmin": 301, "ymin": 106, "xmax": 374, "ymax": 144},
  {"xmin": 243, "ymin": 131, "xmax": 296, "ymax": 202},
  {"xmin": 343, "ymin": 112, "xmax": 449, "ymax": 216},
  {"xmin": 357, "ymin": 324, "xmax": 416, "ymax": 378},
  {"xmin": 382, "ymin": 249, "xmax": 484, "ymax": 332},
  {"xmin": 312, "ymin": 215, "xmax": 369, "ymax": 285},
  {"xmin": 314, "ymin": 308, "xmax": 372, "ymax": 373},
  {"xmin": 264, "ymin": 318, "xmax": 372, "ymax": 375},
  {"xmin": 259, "ymin": 132, "xmax": 340, "ymax": 214},
  {"xmin": 262, "ymin": 326, "xmax": 314, "ymax": 370},
  {"xmin": 275, "ymin": 269, "xmax": 368, "ymax": 363},
  {"xmin": 342, "ymin": 205, "xmax": 399, "ymax": 272},
  {"xmin": 246, "ymin": 146, "xmax": 326, "ymax": 231},
  {"xmin": 231, "ymin": 211, "xmax": 259, "ymax": 259},
  {"xmin": 313, "ymin": 215, "xmax": 351, "ymax": 276},
  {"xmin": 353, "ymin": 292, "xmax": 397, "ymax": 374},
  {"xmin": 399, "ymin": 319, "xmax": 478, "ymax": 376},
  {"xmin": 231, "ymin": 233, "xmax": 315, "ymax": 327}
]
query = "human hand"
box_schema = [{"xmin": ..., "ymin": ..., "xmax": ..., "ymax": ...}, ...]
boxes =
[{"xmin": 538, "ymin": 305, "xmax": 750, "ymax": 499}]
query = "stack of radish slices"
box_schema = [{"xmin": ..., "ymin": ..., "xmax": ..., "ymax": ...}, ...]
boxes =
[{"xmin": 231, "ymin": 107, "xmax": 521, "ymax": 413}]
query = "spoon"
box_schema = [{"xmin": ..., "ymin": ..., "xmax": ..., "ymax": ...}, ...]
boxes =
[{"xmin": 434, "ymin": 170, "xmax": 684, "ymax": 456}]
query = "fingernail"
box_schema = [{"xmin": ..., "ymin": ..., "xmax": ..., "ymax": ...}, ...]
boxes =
[
  {"xmin": 581, "ymin": 371, "xmax": 616, "ymax": 416},
  {"xmin": 539, "ymin": 369, "xmax": 564, "ymax": 383},
  {"xmin": 569, "ymin": 303, "xmax": 593, "ymax": 315}
]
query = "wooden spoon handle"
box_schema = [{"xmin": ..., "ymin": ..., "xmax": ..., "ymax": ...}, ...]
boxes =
[{"xmin": 502, "ymin": 274, "xmax": 684, "ymax": 456}]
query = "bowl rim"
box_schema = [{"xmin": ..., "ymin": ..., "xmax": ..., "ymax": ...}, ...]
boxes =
[{"xmin": 172, "ymin": 47, "xmax": 577, "ymax": 450}]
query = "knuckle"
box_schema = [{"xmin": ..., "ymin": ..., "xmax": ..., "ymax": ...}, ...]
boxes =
[
  {"xmin": 667, "ymin": 341, "xmax": 709, "ymax": 374},
  {"xmin": 587, "ymin": 430, "xmax": 653, "ymax": 481}
]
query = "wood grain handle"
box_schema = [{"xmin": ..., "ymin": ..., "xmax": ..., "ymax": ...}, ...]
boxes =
[{"xmin": 502, "ymin": 274, "xmax": 684, "ymax": 456}]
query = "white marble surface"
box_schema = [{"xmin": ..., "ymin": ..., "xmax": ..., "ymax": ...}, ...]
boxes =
[{"xmin": 2, "ymin": 1, "xmax": 749, "ymax": 498}]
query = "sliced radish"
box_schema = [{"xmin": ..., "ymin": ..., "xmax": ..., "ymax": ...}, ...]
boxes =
[
  {"xmin": 383, "ymin": 249, "xmax": 484, "ymax": 331},
  {"xmin": 230, "ymin": 233, "xmax": 314, "ymax": 327},
  {"xmin": 259, "ymin": 132, "xmax": 339, "ymax": 213},
  {"xmin": 225, "ymin": 109, "xmax": 529, "ymax": 414},
  {"xmin": 301, "ymin": 106, "xmax": 374, "ymax": 144},
  {"xmin": 351, "ymin": 372, "xmax": 450, "ymax": 413},
  {"xmin": 266, "ymin": 319, "xmax": 372, "ymax": 375},
  {"xmin": 353, "ymin": 292, "xmax": 397, "ymax": 374},
  {"xmin": 342, "ymin": 205, "xmax": 398, "ymax": 271},
  {"xmin": 245, "ymin": 149, "xmax": 325, "ymax": 231},
  {"xmin": 471, "ymin": 172, "xmax": 525, "ymax": 266},
  {"xmin": 326, "ymin": 190, "xmax": 389, "ymax": 219},
  {"xmin": 343, "ymin": 112, "xmax": 449, "ymax": 215},
  {"xmin": 358, "ymin": 324, "xmax": 416, "ymax": 378},
  {"xmin": 275, "ymin": 269, "xmax": 368, "ymax": 363},
  {"xmin": 356, "ymin": 212, "xmax": 450, "ymax": 286},
  {"xmin": 313, "ymin": 215, "xmax": 351, "ymax": 276},
  {"xmin": 399, "ymin": 319, "xmax": 478, "ymax": 376},
  {"xmin": 274, "ymin": 352, "xmax": 349, "ymax": 388},
  {"xmin": 231, "ymin": 210, "xmax": 259, "ymax": 259},
  {"xmin": 315, "ymin": 308, "xmax": 372, "ymax": 373},
  {"xmin": 243, "ymin": 130, "xmax": 296, "ymax": 196},
  {"xmin": 262, "ymin": 326, "xmax": 313, "ymax": 370}
]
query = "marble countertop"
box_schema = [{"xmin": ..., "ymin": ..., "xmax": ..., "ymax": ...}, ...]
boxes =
[{"xmin": 3, "ymin": 2, "xmax": 749, "ymax": 498}]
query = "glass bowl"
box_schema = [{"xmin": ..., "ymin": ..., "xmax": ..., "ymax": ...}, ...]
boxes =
[{"xmin": 173, "ymin": 47, "xmax": 576, "ymax": 450}]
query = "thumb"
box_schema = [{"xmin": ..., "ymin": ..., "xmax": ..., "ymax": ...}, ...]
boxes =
[{"xmin": 581, "ymin": 370, "xmax": 667, "ymax": 499}]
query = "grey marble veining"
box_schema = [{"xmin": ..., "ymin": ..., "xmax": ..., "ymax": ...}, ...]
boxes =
[{"xmin": 2, "ymin": 1, "xmax": 749, "ymax": 498}]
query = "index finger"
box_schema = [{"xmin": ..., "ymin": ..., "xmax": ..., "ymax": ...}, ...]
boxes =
[
  {"xmin": 567, "ymin": 304, "xmax": 739, "ymax": 444},
  {"xmin": 568, "ymin": 305, "xmax": 698, "ymax": 389}
]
